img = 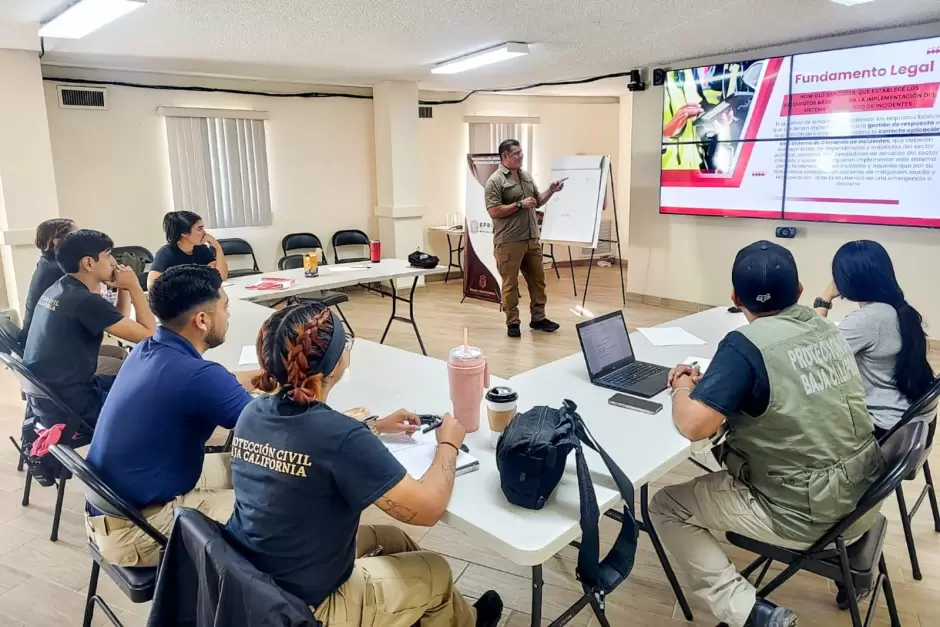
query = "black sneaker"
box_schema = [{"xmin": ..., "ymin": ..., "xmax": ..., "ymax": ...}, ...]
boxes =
[
  {"xmin": 744, "ymin": 599, "xmax": 798, "ymax": 627},
  {"xmin": 507, "ymin": 324, "xmax": 521, "ymax": 338},
  {"xmin": 473, "ymin": 590, "xmax": 503, "ymax": 627},
  {"xmin": 529, "ymin": 318, "xmax": 560, "ymax": 332},
  {"xmin": 835, "ymin": 582, "xmax": 871, "ymax": 611}
]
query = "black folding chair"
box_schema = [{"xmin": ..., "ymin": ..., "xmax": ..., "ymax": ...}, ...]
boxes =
[
  {"xmin": 725, "ymin": 421, "xmax": 925, "ymax": 627},
  {"xmin": 110, "ymin": 246, "xmax": 154, "ymax": 267},
  {"xmin": 281, "ymin": 232, "xmax": 324, "ymax": 257},
  {"xmin": 0, "ymin": 315, "xmax": 27, "ymax": 472},
  {"xmin": 275, "ymin": 255, "xmax": 355, "ymax": 337},
  {"xmin": 0, "ymin": 313, "xmax": 25, "ymax": 358},
  {"xmin": 49, "ymin": 443, "xmax": 166, "ymax": 627},
  {"xmin": 218, "ymin": 237, "xmax": 261, "ymax": 278},
  {"xmin": 875, "ymin": 376, "xmax": 940, "ymax": 580},
  {"xmin": 0, "ymin": 352, "xmax": 94, "ymax": 541},
  {"xmin": 331, "ymin": 229, "xmax": 370, "ymax": 264},
  {"xmin": 112, "ymin": 246, "xmax": 155, "ymax": 291}
]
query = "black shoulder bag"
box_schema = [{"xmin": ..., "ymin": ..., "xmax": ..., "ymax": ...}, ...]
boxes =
[{"xmin": 496, "ymin": 399, "xmax": 638, "ymax": 601}]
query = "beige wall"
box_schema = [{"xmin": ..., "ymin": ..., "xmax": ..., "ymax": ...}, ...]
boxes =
[
  {"xmin": 419, "ymin": 94, "xmax": 622, "ymax": 260},
  {"xmin": 627, "ymin": 22, "xmax": 940, "ymax": 335},
  {"xmin": 45, "ymin": 73, "xmax": 376, "ymax": 272},
  {"xmin": 43, "ymin": 71, "xmax": 620, "ymax": 273}
]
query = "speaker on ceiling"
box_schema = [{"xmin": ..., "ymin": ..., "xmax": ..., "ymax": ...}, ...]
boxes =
[{"xmin": 652, "ymin": 68, "xmax": 667, "ymax": 87}]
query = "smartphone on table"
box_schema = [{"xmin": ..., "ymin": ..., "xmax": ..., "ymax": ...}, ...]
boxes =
[{"xmin": 608, "ymin": 393, "xmax": 663, "ymax": 415}]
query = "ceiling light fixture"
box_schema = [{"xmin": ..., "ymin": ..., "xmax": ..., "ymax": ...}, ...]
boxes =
[
  {"xmin": 829, "ymin": 0, "xmax": 878, "ymax": 6},
  {"xmin": 39, "ymin": 0, "xmax": 146, "ymax": 39},
  {"xmin": 432, "ymin": 43, "xmax": 530, "ymax": 75}
]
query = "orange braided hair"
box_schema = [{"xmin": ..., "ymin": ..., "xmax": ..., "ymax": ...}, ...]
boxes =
[{"xmin": 251, "ymin": 304, "xmax": 335, "ymax": 404}]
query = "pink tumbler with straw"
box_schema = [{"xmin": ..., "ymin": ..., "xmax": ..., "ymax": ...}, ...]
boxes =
[{"xmin": 447, "ymin": 329, "xmax": 489, "ymax": 432}]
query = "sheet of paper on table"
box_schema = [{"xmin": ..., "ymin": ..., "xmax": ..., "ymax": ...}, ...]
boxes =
[
  {"xmin": 682, "ymin": 356, "xmax": 712, "ymax": 373},
  {"xmin": 637, "ymin": 327, "xmax": 706, "ymax": 346},
  {"xmin": 238, "ymin": 346, "xmax": 259, "ymax": 366},
  {"xmin": 379, "ymin": 431, "xmax": 478, "ymax": 478}
]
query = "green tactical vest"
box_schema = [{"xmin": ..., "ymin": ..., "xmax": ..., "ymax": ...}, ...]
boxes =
[{"xmin": 723, "ymin": 305, "xmax": 884, "ymax": 542}]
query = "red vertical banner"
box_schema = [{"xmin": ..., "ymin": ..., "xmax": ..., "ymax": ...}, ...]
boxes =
[{"xmin": 463, "ymin": 155, "xmax": 502, "ymax": 304}]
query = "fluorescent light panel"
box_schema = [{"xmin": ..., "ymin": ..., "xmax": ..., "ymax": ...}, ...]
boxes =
[
  {"xmin": 39, "ymin": 0, "xmax": 146, "ymax": 39},
  {"xmin": 829, "ymin": 0, "xmax": 878, "ymax": 5},
  {"xmin": 432, "ymin": 43, "xmax": 529, "ymax": 75}
]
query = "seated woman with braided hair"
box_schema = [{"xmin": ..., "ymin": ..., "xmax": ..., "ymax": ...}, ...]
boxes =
[{"xmin": 225, "ymin": 302, "xmax": 503, "ymax": 627}]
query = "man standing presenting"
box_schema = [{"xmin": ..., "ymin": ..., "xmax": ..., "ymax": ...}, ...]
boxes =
[{"xmin": 485, "ymin": 139, "xmax": 566, "ymax": 338}]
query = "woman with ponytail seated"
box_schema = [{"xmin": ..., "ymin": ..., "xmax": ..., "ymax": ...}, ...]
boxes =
[
  {"xmin": 225, "ymin": 302, "xmax": 503, "ymax": 627},
  {"xmin": 816, "ymin": 240, "xmax": 936, "ymax": 438}
]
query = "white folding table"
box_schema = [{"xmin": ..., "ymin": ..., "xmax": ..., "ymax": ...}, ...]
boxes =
[
  {"xmin": 222, "ymin": 259, "xmax": 447, "ymax": 355},
  {"xmin": 509, "ymin": 306, "xmax": 748, "ymax": 620}
]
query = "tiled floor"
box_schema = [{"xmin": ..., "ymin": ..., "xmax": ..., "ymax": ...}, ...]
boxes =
[{"xmin": 0, "ymin": 267, "xmax": 938, "ymax": 626}]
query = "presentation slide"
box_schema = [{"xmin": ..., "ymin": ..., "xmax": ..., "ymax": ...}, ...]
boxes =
[{"xmin": 660, "ymin": 36, "xmax": 940, "ymax": 228}]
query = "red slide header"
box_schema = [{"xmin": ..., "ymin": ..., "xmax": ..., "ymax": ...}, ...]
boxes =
[{"xmin": 794, "ymin": 61, "xmax": 936, "ymax": 85}]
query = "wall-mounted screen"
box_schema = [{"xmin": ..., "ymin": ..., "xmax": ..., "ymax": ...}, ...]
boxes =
[{"xmin": 660, "ymin": 36, "xmax": 940, "ymax": 228}]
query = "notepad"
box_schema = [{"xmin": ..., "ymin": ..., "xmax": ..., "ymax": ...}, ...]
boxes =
[
  {"xmin": 381, "ymin": 431, "xmax": 479, "ymax": 479},
  {"xmin": 238, "ymin": 346, "xmax": 259, "ymax": 366},
  {"xmin": 637, "ymin": 327, "xmax": 706, "ymax": 346}
]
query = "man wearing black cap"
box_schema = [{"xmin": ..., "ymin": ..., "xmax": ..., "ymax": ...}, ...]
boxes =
[{"xmin": 649, "ymin": 241, "xmax": 884, "ymax": 627}]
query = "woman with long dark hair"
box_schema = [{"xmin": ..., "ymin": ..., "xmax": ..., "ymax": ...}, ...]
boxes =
[
  {"xmin": 225, "ymin": 302, "xmax": 502, "ymax": 627},
  {"xmin": 148, "ymin": 211, "xmax": 228, "ymax": 289},
  {"xmin": 815, "ymin": 240, "xmax": 935, "ymax": 435},
  {"xmin": 21, "ymin": 218, "xmax": 76, "ymax": 343}
]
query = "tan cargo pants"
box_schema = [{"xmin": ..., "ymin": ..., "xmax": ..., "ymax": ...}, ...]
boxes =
[
  {"xmin": 313, "ymin": 525, "xmax": 476, "ymax": 627},
  {"xmin": 495, "ymin": 239, "xmax": 547, "ymax": 326},
  {"xmin": 648, "ymin": 471, "xmax": 812, "ymax": 627},
  {"xmin": 86, "ymin": 453, "xmax": 234, "ymax": 567}
]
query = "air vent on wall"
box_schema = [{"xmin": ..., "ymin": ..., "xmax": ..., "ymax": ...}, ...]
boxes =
[
  {"xmin": 57, "ymin": 85, "xmax": 108, "ymax": 110},
  {"xmin": 418, "ymin": 105, "xmax": 433, "ymax": 119}
]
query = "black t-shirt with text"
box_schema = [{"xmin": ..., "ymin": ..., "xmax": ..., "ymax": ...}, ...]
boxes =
[
  {"xmin": 150, "ymin": 243, "xmax": 216, "ymax": 273},
  {"xmin": 21, "ymin": 251, "xmax": 64, "ymax": 344},
  {"xmin": 225, "ymin": 395, "xmax": 406, "ymax": 608},
  {"xmin": 23, "ymin": 275, "xmax": 124, "ymax": 422}
]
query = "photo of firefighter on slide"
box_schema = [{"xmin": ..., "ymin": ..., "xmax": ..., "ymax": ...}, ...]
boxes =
[{"xmin": 662, "ymin": 61, "xmax": 766, "ymax": 173}]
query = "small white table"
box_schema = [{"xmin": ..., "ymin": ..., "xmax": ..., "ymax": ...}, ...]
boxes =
[
  {"xmin": 428, "ymin": 226, "xmax": 465, "ymax": 283},
  {"xmin": 325, "ymin": 340, "xmax": 623, "ymax": 627},
  {"xmin": 223, "ymin": 259, "xmax": 447, "ymax": 355},
  {"xmin": 509, "ymin": 306, "xmax": 748, "ymax": 620}
]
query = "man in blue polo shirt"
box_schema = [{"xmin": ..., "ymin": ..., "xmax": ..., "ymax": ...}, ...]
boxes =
[{"xmin": 85, "ymin": 264, "xmax": 259, "ymax": 567}]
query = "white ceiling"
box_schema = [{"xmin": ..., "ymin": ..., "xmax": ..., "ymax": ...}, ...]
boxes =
[{"xmin": 4, "ymin": 0, "xmax": 940, "ymax": 94}]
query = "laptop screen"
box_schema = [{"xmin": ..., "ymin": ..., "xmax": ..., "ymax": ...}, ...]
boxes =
[{"xmin": 578, "ymin": 313, "xmax": 634, "ymax": 377}]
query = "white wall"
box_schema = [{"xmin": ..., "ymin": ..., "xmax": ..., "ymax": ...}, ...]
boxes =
[
  {"xmin": 45, "ymin": 73, "xmax": 376, "ymax": 272},
  {"xmin": 627, "ymin": 22, "xmax": 940, "ymax": 335},
  {"xmin": 419, "ymin": 94, "xmax": 622, "ymax": 260},
  {"xmin": 44, "ymin": 71, "xmax": 623, "ymax": 273}
]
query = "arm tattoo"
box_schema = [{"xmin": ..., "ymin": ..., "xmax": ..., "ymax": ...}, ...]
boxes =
[
  {"xmin": 377, "ymin": 497, "xmax": 418, "ymax": 524},
  {"xmin": 440, "ymin": 454, "xmax": 456, "ymax": 487}
]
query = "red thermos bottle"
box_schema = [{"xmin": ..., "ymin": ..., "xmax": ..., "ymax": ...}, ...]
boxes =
[{"xmin": 369, "ymin": 240, "xmax": 381, "ymax": 263}]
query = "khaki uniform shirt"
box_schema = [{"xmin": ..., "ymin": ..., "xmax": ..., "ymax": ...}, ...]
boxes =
[{"xmin": 484, "ymin": 165, "xmax": 541, "ymax": 245}]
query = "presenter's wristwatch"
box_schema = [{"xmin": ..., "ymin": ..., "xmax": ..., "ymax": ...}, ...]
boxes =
[
  {"xmin": 813, "ymin": 297, "xmax": 833, "ymax": 310},
  {"xmin": 515, "ymin": 201, "xmax": 523, "ymax": 211}
]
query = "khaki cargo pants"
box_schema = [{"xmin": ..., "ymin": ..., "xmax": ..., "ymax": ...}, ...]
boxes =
[
  {"xmin": 648, "ymin": 471, "xmax": 812, "ymax": 627},
  {"xmin": 495, "ymin": 239, "xmax": 547, "ymax": 326},
  {"xmin": 313, "ymin": 525, "xmax": 476, "ymax": 627},
  {"xmin": 85, "ymin": 453, "xmax": 234, "ymax": 567}
]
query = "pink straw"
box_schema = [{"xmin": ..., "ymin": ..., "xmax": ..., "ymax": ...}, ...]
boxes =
[{"xmin": 463, "ymin": 327, "xmax": 469, "ymax": 353}]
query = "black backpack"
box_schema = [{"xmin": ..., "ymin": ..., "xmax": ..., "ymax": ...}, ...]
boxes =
[
  {"xmin": 407, "ymin": 249, "xmax": 439, "ymax": 269},
  {"xmin": 496, "ymin": 399, "xmax": 638, "ymax": 596}
]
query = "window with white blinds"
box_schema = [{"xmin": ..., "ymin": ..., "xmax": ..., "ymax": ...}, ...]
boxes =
[
  {"xmin": 468, "ymin": 121, "xmax": 535, "ymax": 172},
  {"xmin": 163, "ymin": 111, "xmax": 273, "ymax": 229}
]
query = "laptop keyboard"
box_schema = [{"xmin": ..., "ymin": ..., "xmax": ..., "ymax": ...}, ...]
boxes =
[{"xmin": 601, "ymin": 362, "xmax": 666, "ymax": 388}]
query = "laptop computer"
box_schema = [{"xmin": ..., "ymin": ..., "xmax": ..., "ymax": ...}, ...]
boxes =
[{"xmin": 576, "ymin": 311, "xmax": 670, "ymax": 398}]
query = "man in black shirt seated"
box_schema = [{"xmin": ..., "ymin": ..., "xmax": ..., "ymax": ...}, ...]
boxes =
[
  {"xmin": 20, "ymin": 218, "xmax": 126, "ymax": 373},
  {"xmin": 23, "ymin": 229, "xmax": 157, "ymax": 426}
]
